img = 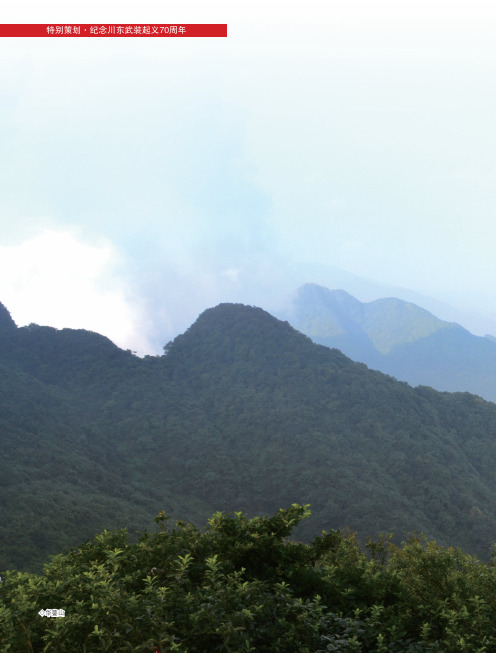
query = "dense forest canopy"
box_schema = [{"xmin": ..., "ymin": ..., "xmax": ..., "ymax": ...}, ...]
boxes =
[{"xmin": 1, "ymin": 301, "xmax": 496, "ymax": 574}]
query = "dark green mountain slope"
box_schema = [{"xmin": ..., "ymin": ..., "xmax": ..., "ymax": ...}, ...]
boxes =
[
  {"xmin": 0, "ymin": 323, "xmax": 212, "ymax": 572},
  {"xmin": 279, "ymin": 283, "xmax": 496, "ymax": 402},
  {"xmin": 0, "ymin": 302, "xmax": 16, "ymax": 332},
  {"xmin": 3, "ymin": 302, "xmax": 496, "ymax": 572},
  {"xmin": 154, "ymin": 305, "xmax": 496, "ymax": 555}
]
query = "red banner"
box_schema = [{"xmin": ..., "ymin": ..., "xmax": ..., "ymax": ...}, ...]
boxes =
[{"xmin": 0, "ymin": 24, "xmax": 227, "ymax": 37}]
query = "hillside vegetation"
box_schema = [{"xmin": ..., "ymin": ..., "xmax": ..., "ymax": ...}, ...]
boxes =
[
  {"xmin": 2, "ymin": 300, "xmax": 496, "ymax": 572},
  {"xmin": 280, "ymin": 283, "xmax": 496, "ymax": 401}
]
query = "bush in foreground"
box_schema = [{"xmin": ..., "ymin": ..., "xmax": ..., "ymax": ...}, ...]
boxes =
[{"xmin": 1, "ymin": 505, "xmax": 496, "ymax": 651}]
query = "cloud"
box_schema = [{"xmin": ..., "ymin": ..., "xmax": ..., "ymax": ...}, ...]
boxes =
[
  {"xmin": 0, "ymin": 229, "xmax": 151, "ymax": 354},
  {"xmin": 220, "ymin": 267, "xmax": 241, "ymax": 282}
]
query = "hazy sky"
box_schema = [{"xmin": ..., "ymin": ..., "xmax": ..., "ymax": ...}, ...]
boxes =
[{"xmin": 2, "ymin": 0, "xmax": 496, "ymax": 353}]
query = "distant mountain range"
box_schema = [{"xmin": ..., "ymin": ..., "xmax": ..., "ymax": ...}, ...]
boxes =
[
  {"xmin": 3, "ymin": 299, "xmax": 496, "ymax": 572},
  {"xmin": 277, "ymin": 283, "xmax": 496, "ymax": 402}
]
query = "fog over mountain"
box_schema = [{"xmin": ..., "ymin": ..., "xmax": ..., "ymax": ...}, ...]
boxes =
[
  {"xmin": 3, "ymin": 0, "xmax": 496, "ymax": 357},
  {"xmin": 277, "ymin": 283, "xmax": 496, "ymax": 402}
]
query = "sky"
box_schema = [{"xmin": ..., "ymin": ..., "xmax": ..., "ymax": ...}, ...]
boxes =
[{"xmin": 1, "ymin": 0, "xmax": 496, "ymax": 354}]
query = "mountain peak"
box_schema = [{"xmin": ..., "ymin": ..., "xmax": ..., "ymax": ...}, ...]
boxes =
[
  {"xmin": 296, "ymin": 284, "xmax": 359, "ymax": 306},
  {"xmin": 287, "ymin": 285, "xmax": 454, "ymax": 353},
  {"xmin": 163, "ymin": 301, "xmax": 349, "ymax": 378},
  {"xmin": 0, "ymin": 302, "xmax": 17, "ymax": 331},
  {"xmin": 167, "ymin": 302, "xmax": 309, "ymax": 354},
  {"xmin": 280, "ymin": 285, "xmax": 364, "ymax": 341}
]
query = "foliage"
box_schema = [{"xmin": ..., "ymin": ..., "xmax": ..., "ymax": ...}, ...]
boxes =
[{"xmin": 2, "ymin": 506, "xmax": 496, "ymax": 651}]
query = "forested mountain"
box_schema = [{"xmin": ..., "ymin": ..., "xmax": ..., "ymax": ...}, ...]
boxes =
[
  {"xmin": 278, "ymin": 283, "xmax": 496, "ymax": 402},
  {"xmin": 3, "ymin": 300, "xmax": 496, "ymax": 573}
]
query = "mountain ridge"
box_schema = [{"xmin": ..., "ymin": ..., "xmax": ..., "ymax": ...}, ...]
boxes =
[
  {"xmin": 3, "ymin": 299, "xmax": 496, "ymax": 571},
  {"xmin": 278, "ymin": 283, "xmax": 496, "ymax": 401}
]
